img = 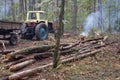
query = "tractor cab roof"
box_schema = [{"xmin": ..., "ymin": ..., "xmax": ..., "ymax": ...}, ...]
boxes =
[{"xmin": 28, "ymin": 11, "xmax": 45, "ymax": 13}]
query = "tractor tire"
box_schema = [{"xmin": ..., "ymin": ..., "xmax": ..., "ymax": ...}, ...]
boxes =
[
  {"xmin": 9, "ymin": 33, "xmax": 19, "ymax": 45},
  {"xmin": 21, "ymin": 23, "xmax": 34, "ymax": 40},
  {"xmin": 35, "ymin": 23, "xmax": 48, "ymax": 40}
]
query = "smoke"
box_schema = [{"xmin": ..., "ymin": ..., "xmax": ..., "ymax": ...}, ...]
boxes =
[{"xmin": 81, "ymin": 0, "xmax": 120, "ymax": 36}]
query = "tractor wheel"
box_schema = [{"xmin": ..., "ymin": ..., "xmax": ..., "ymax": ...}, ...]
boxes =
[
  {"xmin": 9, "ymin": 33, "xmax": 19, "ymax": 45},
  {"xmin": 35, "ymin": 23, "xmax": 48, "ymax": 40}
]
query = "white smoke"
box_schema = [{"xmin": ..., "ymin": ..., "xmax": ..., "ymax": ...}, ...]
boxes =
[{"xmin": 81, "ymin": 0, "xmax": 120, "ymax": 36}]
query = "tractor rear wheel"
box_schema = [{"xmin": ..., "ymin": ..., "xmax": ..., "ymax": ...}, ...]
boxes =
[
  {"xmin": 9, "ymin": 33, "xmax": 19, "ymax": 45},
  {"xmin": 35, "ymin": 23, "xmax": 48, "ymax": 40}
]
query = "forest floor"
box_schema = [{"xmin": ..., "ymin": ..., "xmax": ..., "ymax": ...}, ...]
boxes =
[{"xmin": 0, "ymin": 33, "xmax": 120, "ymax": 80}]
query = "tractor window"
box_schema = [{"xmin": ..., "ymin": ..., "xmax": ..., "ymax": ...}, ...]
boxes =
[
  {"xmin": 29, "ymin": 13, "xmax": 36, "ymax": 19},
  {"xmin": 40, "ymin": 13, "xmax": 46, "ymax": 19}
]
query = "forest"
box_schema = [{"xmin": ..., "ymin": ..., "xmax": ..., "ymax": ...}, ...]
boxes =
[
  {"xmin": 0, "ymin": 0, "xmax": 120, "ymax": 80},
  {"xmin": 0, "ymin": 0, "xmax": 120, "ymax": 34}
]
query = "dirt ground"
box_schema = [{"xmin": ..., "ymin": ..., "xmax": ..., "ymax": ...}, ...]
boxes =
[{"xmin": 0, "ymin": 33, "xmax": 120, "ymax": 80}]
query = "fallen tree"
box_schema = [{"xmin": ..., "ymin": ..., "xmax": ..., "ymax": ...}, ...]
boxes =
[
  {"xmin": 0, "ymin": 50, "xmax": 14, "ymax": 55},
  {"xmin": 6, "ymin": 45, "xmax": 55, "ymax": 61},
  {"xmin": 0, "ymin": 40, "xmax": 6, "ymax": 51},
  {"xmin": 6, "ymin": 52, "xmax": 53, "ymax": 69},
  {"xmin": 9, "ymin": 59, "xmax": 35, "ymax": 72}
]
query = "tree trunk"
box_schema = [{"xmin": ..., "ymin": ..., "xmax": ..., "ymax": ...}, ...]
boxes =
[
  {"xmin": 29, "ymin": 0, "xmax": 35, "ymax": 11},
  {"xmin": 19, "ymin": 0, "xmax": 25, "ymax": 20},
  {"xmin": 53, "ymin": 0, "xmax": 65, "ymax": 68},
  {"xmin": 11, "ymin": 0, "xmax": 16, "ymax": 21},
  {"xmin": 37, "ymin": 0, "xmax": 41, "ymax": 10},
  {"xmin": 71, "ymin": 0, "xmax": 77, "ymax": 34},
  {"xmin": 98, "ymin": 0, "xmax": 103, "ymax": 33},
  {"xmin": 94, "ymin": 0, "xmax": 96, "ymax": 12}
]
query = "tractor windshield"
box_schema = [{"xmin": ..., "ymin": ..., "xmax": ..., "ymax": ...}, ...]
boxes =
[{"xmin": 28, "ymin": 13, "xmax": 37, "ymax": 19}]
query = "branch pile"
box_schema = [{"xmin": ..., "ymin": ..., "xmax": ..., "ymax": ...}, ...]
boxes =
[{"xmin": 0, "ymin": 36, "xmax": 117, "ymax": 80}]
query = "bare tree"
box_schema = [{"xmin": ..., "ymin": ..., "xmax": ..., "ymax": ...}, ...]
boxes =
[
  {"xmin": 29, "ymin": 0, "xmax": 36, "ymax": 11},
  {"xmin": 11, "ymin": 0, "xmax": 16, "ymax": 21},
  {"xmin": 71, "ymin": 0, "xmax": 77, "ymax": 34},
  {"xmin": 53, "ymin": 0, "xmax": 65, "ymax": 68},
  {"xmin": 19, "ymin": 0, "xmax": 27, "ymax": 20}
]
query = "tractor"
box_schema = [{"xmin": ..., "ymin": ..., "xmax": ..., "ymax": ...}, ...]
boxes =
[{"xmin": 21, "ymin": 11, "xmax": 54, "ymax": 40}]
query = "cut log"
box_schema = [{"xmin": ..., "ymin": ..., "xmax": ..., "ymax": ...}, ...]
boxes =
[
  {"xmin": 0, "ymin": 50, "xmax": 14, "ymax": 55},
  {"xmin": 6, "ymin": 45, "xmax": 54, "ymax": 60},
  {"xmin": 7, "ymin": 52, "xmax": 52, "ymax": 67},
  {"xmin": 82, "ymin": 37, "xmax": 104, "ymax": 43},
  {"xmin": 61, "ymin": 49, "xmax": 101, "ymax": 63},
  {"xmin": 6, "ymin": 49, "xmax": 101, "ymax": 80},
  {"xmin": 6, "ymin": 57, "xmax": 31, "ymax": 69},
  {"xmin": 9, "ymin": 59, "xmax": 35, "ymax": 72},
  {"xmin": 62, "ymin": 41, "xmax": 80, "ymax": 50},
  {"xmin": 9, "ymin": 63, "xmax": 53, "ymax": 80},
  {"xmin": 0, "ymin": 40, "xmax": 6, "ymax": 51}
]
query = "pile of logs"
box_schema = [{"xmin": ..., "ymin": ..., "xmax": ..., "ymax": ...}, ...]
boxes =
[{"xmin": 0, "ymin": 36, "xmax": 116, "ymax": 80}]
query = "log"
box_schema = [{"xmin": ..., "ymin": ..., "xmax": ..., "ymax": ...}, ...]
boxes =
[
  {"xmin": 6, "ymin": 57, "xmax": 31, "ymax": 69},
  {"xmin": 0, "ymin": 50, "xmax": 14, "ymax": 55},
  {"xmin": 62, "ymin": 41, "xmax": 80, "ymax": 50},
  {"xmin": 0, "ymin": 40, "xmax": 6, "ymax": 51},
  {"xmin": 9, "ymin": 59, "xmax": 35, "ymax": 72},
  {"xmin": 82, "ymin": 37, "xmax": 104, "ymax": 43},
  {"xmin": 62, "ymin": 36, "xmax": 103, "ymax": 51},
  {"xmin": 6, "ymin": 52, "xmax": 52, "ymax": 71},
  {"xmin": 6, "ymin": 49, "xmax": 101, "ymax": 80},
  {"xmin": 6, "ymin": 45, "xmax": 54, "ymax": 60},
  {"xmin": 9, "ymin": 63, "xmax": 53, "ymax": 80},
  {"xmin": 61, "ymin": 49, "xmax": 101, "ymax": 63}
]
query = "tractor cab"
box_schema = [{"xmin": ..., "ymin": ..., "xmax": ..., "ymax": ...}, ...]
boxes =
[{"xmin": 25, "ymin": 11, "xmax": 48, "ymax": 26}]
